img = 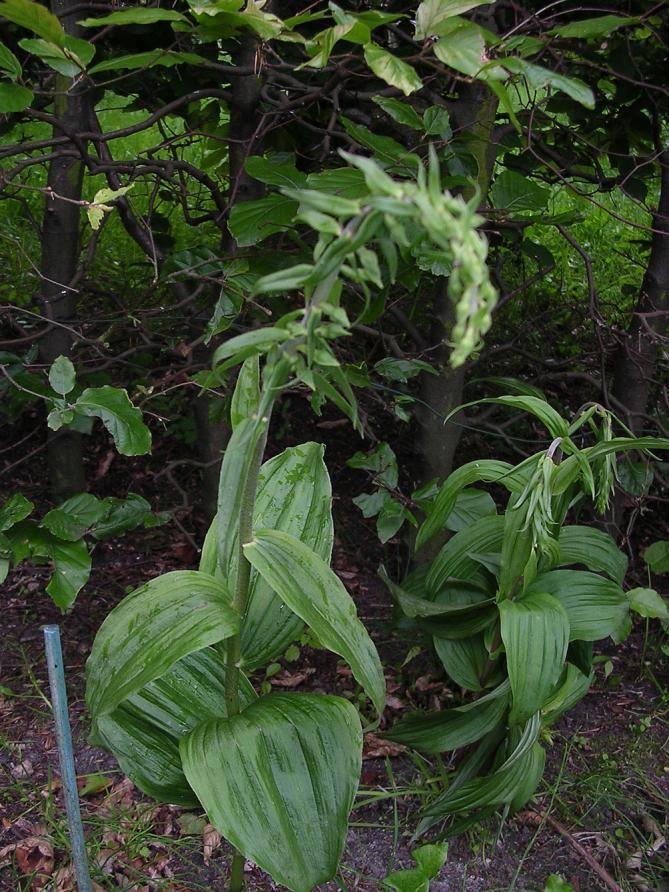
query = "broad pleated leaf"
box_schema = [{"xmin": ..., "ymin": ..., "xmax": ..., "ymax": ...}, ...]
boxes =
[
  {"xmin": 541, "ymin": 664, "xmax": 592, "ymax": 725},
  {"xmin": 181, "ymin": 694, "xmax": 362, "ymax": 892},
  {"xmin": 381, "ymin": 567, "xmax": 493, "ymax": 618},
  {"xmin": 446, "ymin": 489, "xmax": 497, "ymax": 532},
  {"xmin": 434, "ymin": 634, "xmax": 494, "ymax": 691},
  {"xmin": 244, "ymin": 530, "xmax": 385, "ymax": 713},
  {"xmin": 557, "ymin": 526, "xmax": 627, "ymax": 584},
  {"xmin": 498, "ymin": 501, "xmax": 534, "ymax": 596},
  {"xmin": 426, "ymin": 514, "xmax": 504, "ymax": 595},
  {"xmin": 416, "ymin": 460, "xmax": 513, "ymax": 551},
  {"xmin": 421, "ymin": 715, "xmax": 541, "ymax": 817},
  {"xmin": 525, "ymin": 570, "xmax": 629, "ymax": 642},
  {"xmin": 86, "ymin": 570, "xmax": 238, "ymax": 717},
  {"xmin": 386, "ymin": 680, "xmax": 509, "ymax": 752},
  {"xmin": 500, "ymin": 592, "xmax": 569, "ymax": 724},
  {"xmin": 508, "ymin": 742, "xmax": 546, "ymax": 812},
  {"xmin": 94, "ymin": 649, "xmax": 256, "ymax": 806},
  {"xmin": 201, "ymin": 443, "xmax": 334, "ymax": 668}
]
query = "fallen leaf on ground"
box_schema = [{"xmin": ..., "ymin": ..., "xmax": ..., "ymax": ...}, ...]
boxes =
[
  {"xmin": 13, "ymin": 836, "xmax": 54, "ymax": 888},
  {"xmin": 203, "ymin": 824, "xmax": 221, "ymax": 864},
  {"xmin": 363, "ymin": 733, "xmax": 406, "ymax": 759}
]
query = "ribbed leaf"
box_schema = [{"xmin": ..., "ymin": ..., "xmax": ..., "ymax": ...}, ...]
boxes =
[
  {"xmin": 416, "ymin": 461, "xmax": 513, "ymax": 552},
  {"xmin": 508, "ymin": 743, "xmax": 546, "ymax": 812},
  {"xmin": 524, "ymin": 570, "xmax": 629, "ymax": 642},
  {"xmin": 449, "ymin": 396, "xmax": 569, "ymax": 438},
  {"xmin": 434, "ymin": 634, "xmax": 494, "ymax": 691},
  {"xmin": 386, "ymin": 681, "xmax": 509, "ymax": 752},
  {"xmin": 499, "ymin": 592, "xmax": 569, "ymax": 724},
  {"xmin": 86, "ymin": 570, "xmax": 238, "ymax": 717},
  {"xmin": 557, "ymin": 526, "xmax": 627, "ymax": 585},
  {"xmin": 426, "ymin": 515, "xmax": 504, "ymax": 595},
  {"xmin": 446, "ymin": 489, "xmax": 497, "ymax": 532},
  {"xmin": 181, "ymin": 694, "xmax": 362, "ymax": 892},
  {"xmin": 244, "ymin": 530, "xmax": 385, "ymax": 713},
  {"xmin": 94, "ymin": 649, "xmax": 256, "ymax": 806},
  {"xmin": 541, "ymin": 664, "xmax": 593, "ymax": 725},
  {"xmin": 381, "ymin": 567, "xmax": 493, "ymax": 618},
  {"xmin": 421, "ymin": 715, "xmax": 541, "ymax": 817},
  {"xmin": 201, "ymin": 443, "xmax": 334, "ymax": 669},
  {"xmin": 498, "ymin": 501, "xmax": 534, "ymax": 596},
  {"xmin": 230, "ymin": 354, "xmax": 260, "ymax": 430}
]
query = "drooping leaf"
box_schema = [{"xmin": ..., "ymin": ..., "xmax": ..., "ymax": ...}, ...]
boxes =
[
  {"xmin": 363, "ymin": 43, "xmax": 422, "ymax": 96},
  {"xmin": 95, "ymin": 649, "xmax": 256, "ymax": 806},
  {"xmin": 48, "ymin": 355, "xmax": 76, "ymax": 396},
  {"xmin": 557, "ymin": 526, "xmax": 627, "ymax": 585},
  {"xmin": 244, "ymin": 530, "xmax": 385, "ymax": 713},
  {"xmin": 524, "ymin": 570, "xmax": 629, "ymax": 642},
  {"xmin": 181, "ymin": 694, "xmax": 362, "ymax": 892},
  {"xmin": 86, "ymin": 570, "xmax": 239, "ymax": 718},
  {"xmin": 500, "ymin": 592, "xmax": 569, "ymax": 724},
  {"xmin": 386, "ymin": 681, "xmax": 509, "ymax": 752},
  {"xmin": 74, "ymin": 386, "xmax": 151, "ymax": 456},
  {"xmin": 449, "ymin": 395, "xmax": 569, "ymax": 438}
]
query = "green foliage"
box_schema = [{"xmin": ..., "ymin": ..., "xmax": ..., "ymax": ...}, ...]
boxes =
[
  {"xmin": 0, "ymin": 491, "xmax": 165, "ymax": 607},
  {"xmin": 383, "ymin": 397, "xmax": 669, "ymax": 830},
  {"xmin": 382, "ymin": 843, "xmax": 449, "ymax": 891}
]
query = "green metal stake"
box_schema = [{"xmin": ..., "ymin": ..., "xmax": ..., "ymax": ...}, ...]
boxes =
[{"xmin": 43, "ymin": 625, "xmax": 93, "ymax": 892}]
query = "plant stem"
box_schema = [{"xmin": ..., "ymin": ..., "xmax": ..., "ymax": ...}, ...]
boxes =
[{"xmin": 219, "ymin": 358, "xmax": 289, "ymax": 892}]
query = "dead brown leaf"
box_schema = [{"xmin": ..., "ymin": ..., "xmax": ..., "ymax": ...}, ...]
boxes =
[
  {"xmin": 271, "ymin": 668, "xmax": 316, "ymax": 687},
  {"xmin": 203, "ymin": 824, "xmax": 222, "ymax": 865},
  {"xmin": 14, "ymin": 836, "xmax": 54, "ymax": 888},
  {"xmin": 363, "ymin": 733, "xmax": 406, "ymax": 759}
]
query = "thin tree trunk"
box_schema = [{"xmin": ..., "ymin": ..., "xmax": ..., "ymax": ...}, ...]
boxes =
[
  {"xmin": 416, "ymin": 86, "xmax": 498, "ymax": 486},
  {"xmin": 612, "ymin": 149, "xmax": 669, "ymax": 433},
  {"xmin": 194, "ymin": 36, "xmax": 265, "ymax": 522},
  {"xmin": 38, "ymin": 0, "xmax": 88, "ymax": 499}
]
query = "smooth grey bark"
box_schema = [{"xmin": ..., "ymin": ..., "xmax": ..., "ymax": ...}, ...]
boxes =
[
  {"xmin": 38, "ymin": 0, "xmax": 88, "ymax": 499},
  {"xmin": 612, "ymin": 149, "xmax": 669, "ymax": 433}
]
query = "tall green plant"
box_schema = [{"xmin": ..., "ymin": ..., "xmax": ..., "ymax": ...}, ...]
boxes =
[
  {"xmin": 383, "ymin": 398, "xmax": 669, "ymax": 834},
  {"xmin": 85, "ymin": 154, "xmax": 495, "ymax": 891}
]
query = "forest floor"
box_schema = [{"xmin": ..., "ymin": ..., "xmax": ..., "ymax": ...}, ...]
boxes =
[{"xmin": 1, "ymin": 396, "xmax": 668, "ymax": 892}]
